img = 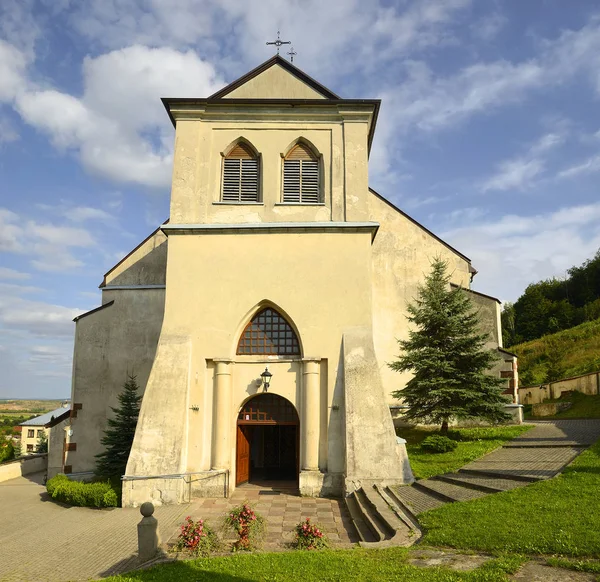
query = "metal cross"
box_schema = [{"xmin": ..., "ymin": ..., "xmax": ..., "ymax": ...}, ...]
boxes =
[
  {"xmin": 266, "ymin": 30, "xmax": 291, "ymax": 55},
  {"xmin": 287, "ymin": 46, "xmax": 297, "ymax": 63}
]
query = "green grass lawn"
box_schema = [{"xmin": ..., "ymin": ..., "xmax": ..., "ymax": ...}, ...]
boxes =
[
  {"xmin": 527, "ymin": 391, "xmax": 600, "ymax": 419},
  {"xmin": 105, "ymin": 548, "xmax": 524, "ymax": 582},
  {"xmin": 397, "ymin": 425, "xmax": 532, "ymax": 479},
  {"xmin": 420, "ymin": 438, "xmax": 600, "ymax": 557}
]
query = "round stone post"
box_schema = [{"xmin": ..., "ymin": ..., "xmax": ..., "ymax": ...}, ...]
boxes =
[
  {"xmin": 212, "ymin": 359, "xmax": 233, "ymax": 470},
  {"xmin": 137, "ymin": 502, "xmax": 160, "ymax": 562},
  {"xmin": 302, "ymin": 358, "xmax": 321, "ymax": 471}
]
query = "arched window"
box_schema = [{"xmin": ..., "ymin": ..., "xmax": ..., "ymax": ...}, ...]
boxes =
[
  {"xmin": 237, "ymin": 308, "xmax": 300, "ymax": 356},
  {"xmin": 222, "ymin": 141, "xmax": 260, "ymax": 203},
  {"xmin": 282, "ymin": 143, "xmax": 320, "ymax": 204}
]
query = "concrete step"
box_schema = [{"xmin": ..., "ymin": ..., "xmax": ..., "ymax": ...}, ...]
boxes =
[
  {"xmin": 438, "ymin": 472, "xmax": 527, "ymax": 493},
  {"xmin": 390, "ymin": 484, "xmax": 446, "ymax": 516},
  {"xmin": 458, "ymin": 468, "xmax": 542, "ymax": 483},
  {"xmin": 344, "ymin": 494, "xmax": 377, "ymax": 543},
  {"xmin": 420, "ymin": 478, "xmax": 487, "ymax": 502},
  {"xmin": 353, "ymin": 488, "xmax": 389, "ymax": 542}
]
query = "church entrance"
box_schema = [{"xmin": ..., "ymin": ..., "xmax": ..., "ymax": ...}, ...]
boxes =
[{"xmin": 235, "ymin": 393, "xmax": 299, "ymax": 487}]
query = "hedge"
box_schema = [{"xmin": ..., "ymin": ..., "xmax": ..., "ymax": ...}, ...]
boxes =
[{"xmin": 46, "ymin": 474, "xmax": 119, "ymax": 508}]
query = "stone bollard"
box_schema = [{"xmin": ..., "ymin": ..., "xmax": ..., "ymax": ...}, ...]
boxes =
[{"xmin": 137, "ymin": 501, "xmax": 161, "ymax": 562}]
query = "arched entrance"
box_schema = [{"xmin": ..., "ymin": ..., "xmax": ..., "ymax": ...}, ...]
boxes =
[{"xmin": 236, "ymin": 393, "xmax": 299, "ymax": 487}]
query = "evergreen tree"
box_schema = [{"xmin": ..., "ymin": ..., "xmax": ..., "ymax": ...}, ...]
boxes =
[
  {"xmin": 389, "ymin": 258, "xmax": 511, "ymax": 434},
  {"xmin": 95, "ymin": 374, "xmax": 142, "ymax": 479},
  {"xmin": 13, "ymin": 439, "xmax": 21, "ymax": 459},
  {"xmin": 36, "ymin": 431, "xmax": 48, "ymax": 454}
]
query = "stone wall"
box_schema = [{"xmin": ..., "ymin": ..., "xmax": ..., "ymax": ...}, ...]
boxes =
[
  {"xmin": 0, "ymin": 454, "xmax": 47, "ymax": 483},
  {"xmin": 518, "ymin": 370, "xmax": 600, "ymax": 405}
]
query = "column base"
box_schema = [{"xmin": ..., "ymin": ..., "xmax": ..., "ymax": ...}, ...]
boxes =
[{"xmin": 299, "ymin": 470, "xmax": 343, "ymax": 497}]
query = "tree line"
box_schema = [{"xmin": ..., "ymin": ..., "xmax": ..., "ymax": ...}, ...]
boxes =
[{"xmin": 502, "ymin": 249, "xmax": 600, "ymax": 347}]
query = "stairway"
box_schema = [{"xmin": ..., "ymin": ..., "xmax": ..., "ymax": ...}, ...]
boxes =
[
  {"xmin": 390, "ymin": 469, "xmax": 540, "ymax": 516},
  {"xmin": 345, "ymin": 484, "xmax": 421, "ymax": 547}
]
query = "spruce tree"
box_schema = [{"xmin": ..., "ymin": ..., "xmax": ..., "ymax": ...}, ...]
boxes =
[
  {"xmin": 95, "ymin": 374, "xmax": 142, "ymax": 479},
  {"xmin": 389, "ymin": 257, "xmax": 511, "ymax": 434},
  {"xmin": 36, "ymin": 431, "xmax": 48, "ymax": 454}
]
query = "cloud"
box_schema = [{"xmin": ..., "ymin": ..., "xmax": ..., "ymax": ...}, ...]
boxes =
[
  {"xmin": 441, "ymin": 202, "xmax": 600, "ymax": 302},
  {"xmin": 471, "ymin": 12, "xmax": 507, "ymax": 41},
  {"xmin": 0, "ymin": 40, "xmax": 29, "ymax": 103},
  {"xmin": 0, "ymin": 296, "xmax": 80, "ymax": 337},
  {"xmin": 557, "ymin": 154, "xmax": 600, "ymax": 180},
  {"xmin": 0, "ymin": 116, "xmax": 19, "ymax": 143},
  {"xmin": 0, "ymin": 207, "xmax": 97, "ymax": 272},
  {"xmin": 0, "ymin": 267, "xmax": 30, "ymax": 280},
  {"xmin": 12, "ymin": 44, "xmax": 223, "ymax": 188},
  {"xmin": 480, "ymin": 132, "xmax": 565, "ymax": 192}
]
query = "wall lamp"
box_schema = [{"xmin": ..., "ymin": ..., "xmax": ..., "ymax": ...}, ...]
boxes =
[{"xmin": 261, "ymin": 367, "xmax": 273, "ymax": 391}]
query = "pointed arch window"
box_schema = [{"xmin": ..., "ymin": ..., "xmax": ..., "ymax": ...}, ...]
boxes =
[
  {"xmin": 222, "ymin": 142, "xmax": 260, "ymax": 203},
  {"xmin": 237, "ymin": 308, "xmax": 300, "ymax": 356},
  {"xmin": 282, "ymin": 143, "xmax": 320, "ymax": 204}
]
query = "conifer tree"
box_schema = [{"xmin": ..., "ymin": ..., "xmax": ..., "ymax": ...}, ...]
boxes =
[
  {"xmin": 389, "ymin": 258, "xmax": 511, "ymax": 434},
  {"xmin": 95, "ymin": 374, "xmax": 142, "ymax": 479},
  {"xmin": 36, "ymin": 431, "xmax": 48, "ymax": 454}
]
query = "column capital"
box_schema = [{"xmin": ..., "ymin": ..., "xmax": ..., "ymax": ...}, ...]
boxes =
[{"xmin": 302, "ymin": 357, "xmax": 322, "ymax": 363}]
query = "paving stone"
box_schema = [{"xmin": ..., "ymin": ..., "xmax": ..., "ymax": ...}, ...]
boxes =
[
  {"xmin": 391, "ymin": 484, "xmax": 446, "ymax": 515},
  {"xmin": 417, "ymin": 479, "xmax": 487, "ymax": 502}
]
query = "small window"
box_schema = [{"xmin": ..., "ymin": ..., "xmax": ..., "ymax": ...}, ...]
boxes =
[
  {"xmin": 222, "ymin": 142, "xmax": 259, "ymax": 203},
  {"xmin": 27, "ymin": 444, "xmax": 33, "ymax": 452},
  {"xmin": 282, "ymin": 143, "xmax": 320, "ymax": 204},
  {"xmin": 28, "ymin": 430, "xmax": 34, "ymax": 438},
  {"xmin": 237, "ymin": 308, "xmax": 300, "ymax": 356}
]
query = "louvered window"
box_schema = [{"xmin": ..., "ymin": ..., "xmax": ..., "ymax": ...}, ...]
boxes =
[
  {"xmin": 283, "ymin": 143, "xmax": 320, "ymax": 204},
  {"xmin": 222, "ymin": 142, "xmax": 259, "ymax": 203}
]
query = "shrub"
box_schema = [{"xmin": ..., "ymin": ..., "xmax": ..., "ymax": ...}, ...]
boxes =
[
  {"xmin": 294, "ymin": 518, "xmax": 328, "ymax": 550},
  {"xmin": 46, "ymin": 474, "xmax": 119, "ymax": 508},
  {"xmin": 224, "ymin": 502, "xmax": 265, "ymax": 551},
  {"xmin": 420, "ymin": 435, "xmax": 458, "ymax": 453},
  {"xmin": 0, "ymin": 440, "xmax": 14, "ymax": 463},
  {"xmin": 175, "ymin": 516, "xmax": 219, "ymax": 556}
]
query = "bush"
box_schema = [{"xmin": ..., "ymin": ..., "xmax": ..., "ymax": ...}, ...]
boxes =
[
  {"xmin": 46, "ymin": 474, "xmax": 119, "ymax": 508},
  {"xmin": 175, "ymin": 516, "xmax": 220, "ymax": 556},
  {"xmin": 224, "ymin": 502, "xmax": 265, "ymax": 551},
  {"xmin": 0, "ymin": 440, "xmax": 14, "ymax": 463},
  {"xmin": 420, "ymin": 435, "xmax": 458, "ymax": 453},
  {"xmin": 294, "ymin": 518, "xmax": 329, "ymax": 550}
]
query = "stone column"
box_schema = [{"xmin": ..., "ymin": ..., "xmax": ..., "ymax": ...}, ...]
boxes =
[
  {"xmin": 212, "ymin": 359, "xmax": 233, "ymax": 470},
  {"xmin": 302, "ymin": 358, "xmax": 321, "ymax": 471}
]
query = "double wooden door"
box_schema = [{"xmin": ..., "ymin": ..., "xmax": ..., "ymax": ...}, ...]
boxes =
[{"xmin": 236, "ymin": 425, "xmax": 251, "ymax": 485}]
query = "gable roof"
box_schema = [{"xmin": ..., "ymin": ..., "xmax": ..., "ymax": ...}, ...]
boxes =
[
  {"xmin": 20, "ymin": 406, "xmax": 70, "ymax": 427},
  {"xmin": 209, "ymin": 55, "xmax": 340, "ymax": 100}
]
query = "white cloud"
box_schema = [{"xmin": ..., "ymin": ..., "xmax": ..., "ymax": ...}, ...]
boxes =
[
  {"xmin": 0, "ymin": 208, "xmax": 97, "ymax": 273},
  {"xmin": 0, "ymin": 296, "xmax": 80, "ymax": 337},
  {"xmin": 63, "ymin": 206, "xmax": 114, "ymax": 223},
  {"xmin": 13, "ymin": 45, "xmax": 223, "ymax": 188},
  {"xmin": 441, "ymin": 202, "xmax": 600, "ymax": 301},
  {"xmin": 480, "ymin": 132, "xmax": 564, "ymax": 192},
  {"xmin": 557, "ymin": 154, "xmax": 600, "ymax": 180},
  {"xmin": 0, "ymin": 267, "xmax": 30, "ymax": 280},
  {"xmin": 0, "ymin": 40, "xmax": 29, "ymax": 103},
  {"xmin": 471, "ymin": 12, "xmax": 507, "ymax": 41}
]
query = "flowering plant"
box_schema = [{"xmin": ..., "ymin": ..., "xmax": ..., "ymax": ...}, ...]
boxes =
[
  {"xmin": 175, "ymin": 516, "xmax": 219, "ymax": 556},
  {"xmin": 224, "ymin": 502, "xmax": 265, "ymax": 551},
  {"xmin": 294, "ymin": 517, "xmax": 328, "ymax": 550}
]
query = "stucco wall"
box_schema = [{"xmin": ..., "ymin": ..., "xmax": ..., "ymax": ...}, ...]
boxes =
[
  {"xmin": 368, "ymin": 192, "xmax": 473, "ymax": 402},
  {"xmin": 0, "ymin": 454, "xmax": 47, "ymax": 483},
  {"xmin": 169, "ymin": 108, "xmax": 371, "ymax": 225},
  {"xmin": 47, "ymin": 418, "xmax": 69, "ymax": 479},
  {"xmin": 67, "ymin": 289, "xmax": 166, "ymax": 473},
  {"xmin": 126, "ymin": 229, "xmax": 374, "ymax": 498},
  {"xmin": 225, "ymin": 64, "xmax": 327, "ymax": 100},
  {"xmin": 519, "ymin": 371, "xmax": 600, "ymax": 404}
]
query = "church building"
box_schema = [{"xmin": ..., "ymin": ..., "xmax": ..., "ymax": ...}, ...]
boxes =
[{"xmin": 64, "ymin": 56, "xmax": 516, "ymax": 506}]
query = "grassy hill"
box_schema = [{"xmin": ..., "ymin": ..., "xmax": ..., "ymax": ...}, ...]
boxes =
[{"xmin": 510, "ymin": 317, "xmax": 600, "ymax": 386}]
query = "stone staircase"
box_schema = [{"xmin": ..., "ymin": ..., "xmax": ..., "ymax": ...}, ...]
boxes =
[{"xmin": 345, "ymin": 484, "xmax": 421, "ymax": 547}]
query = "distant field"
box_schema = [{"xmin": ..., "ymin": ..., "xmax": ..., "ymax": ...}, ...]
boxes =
[{"xmin": 0, "ymin": 399, "xmax": 65, "ymax": 414}]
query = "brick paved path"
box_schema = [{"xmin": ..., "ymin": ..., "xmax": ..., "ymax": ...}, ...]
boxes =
[
  {"xmin": 392, "ymin": 420, "xmax": 600, "ymax": 516},
  {"xmin": 177, "ymin": 482, "xmax": 359, "ymax": 552},
  {"xmin": 0, "ymin": 472, "xmax": 188, "ymax": 582},
  {"xmin": 0, "ymin": 476, "xmax": 357, "ymax": 581}
]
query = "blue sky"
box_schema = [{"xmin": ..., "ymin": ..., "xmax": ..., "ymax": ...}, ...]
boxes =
[{"xmin": 1, "ymin": 0, "xmax": 600, "ymax": 398}]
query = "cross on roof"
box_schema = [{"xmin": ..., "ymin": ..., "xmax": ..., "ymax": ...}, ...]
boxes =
[
  {"xmin": 266, "ymin": 30, "xmax": 291, "ymax": 55},
  {"xmin": 287, "ymin": 46, "xmax": 297, "ymax": 63}
]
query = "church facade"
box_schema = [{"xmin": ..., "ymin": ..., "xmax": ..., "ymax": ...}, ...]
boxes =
[{"xmin": 64, "ymin": 56, "xmax": 515, "ymax": 506}]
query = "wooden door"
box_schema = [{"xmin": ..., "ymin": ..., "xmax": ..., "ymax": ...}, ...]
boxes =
[{"xmin": 236, "ymin": 425, "xmax": 251, "ymax": 485}]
